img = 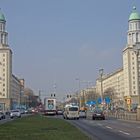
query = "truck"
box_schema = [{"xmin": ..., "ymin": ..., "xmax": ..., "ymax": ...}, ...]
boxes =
[{"xmin": 44, "ymin": 98, "xmax": 56, "ymax": 115}]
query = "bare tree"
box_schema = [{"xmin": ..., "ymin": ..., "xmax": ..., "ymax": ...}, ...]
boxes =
[{"xmin": 104, "ymin": 87, "xmax": 116, "ymax": 100}]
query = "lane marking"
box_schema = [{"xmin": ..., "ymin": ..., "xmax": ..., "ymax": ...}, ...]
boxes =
[
  {"xmin": 137, "ymin": 126, "xmax": 140, "ymax": 129},
  {"xmin": 97, "ymin": 123, "xmax": 103, "ymax": 126},
  {"xmin": 119, "ymin": 130, "xmax": 130, "ymax": 135},
  {"xmin": 105, "ymin": 126, "xmax": 113, "ymax": 129}
]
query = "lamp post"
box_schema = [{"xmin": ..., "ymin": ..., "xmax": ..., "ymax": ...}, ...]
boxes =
[
  {"xmin": 76, "ymin": 78, "xmax": 81, "ymax": 107},
  {"xmin": 99, "ymin": 69, "xmax": 104, "ymax": 108}
]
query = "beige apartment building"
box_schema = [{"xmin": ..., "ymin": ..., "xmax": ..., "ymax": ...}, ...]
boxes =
[{"xmin": 96, "ymin": 69, "xmax": 124, "ymax": 108}]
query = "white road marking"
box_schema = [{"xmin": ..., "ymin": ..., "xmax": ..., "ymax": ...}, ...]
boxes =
[
  {"xmin": 97, "ymin": 123, "xmax": 103, "ymax": 126},
  {"xmin": 137, "ymin": 126, "xmax": 140, "ymax": 128},
  {"xmin": 119, "ymin": 130, "xmax": 130, "ymax": 135},
  {"xmin": 105, "ymin": 126, "xmax": 113, "ymax": 129}
]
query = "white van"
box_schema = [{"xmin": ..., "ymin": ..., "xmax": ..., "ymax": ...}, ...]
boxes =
[{"xmin": 63, "ymin": 105, "xmax": 79, "ymax": 119}]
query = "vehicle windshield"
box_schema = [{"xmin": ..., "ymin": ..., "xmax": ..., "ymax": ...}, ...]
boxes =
[
  {"xmin": 80, "ymin": 110, "xmax": 85, "ymax": 112},
  {"xmin": 11, "ymin": 110, "xmax": 19, "ymax": 112},
  {"xmin": 93, "ymin": 108, "xmax": 103, "ymax": 113},
  {"xmin": 69, "ymin": 107, "xmax": 78, "ymax": 111}
]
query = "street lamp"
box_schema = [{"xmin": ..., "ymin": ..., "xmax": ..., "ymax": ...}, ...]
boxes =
[
  {"xmin": 99, "ymin": 68, "xmax": 104, "ymax": 106},
  {"xmin": 76, "ymin": 78, "xmax": 81, "ymax": 107}
]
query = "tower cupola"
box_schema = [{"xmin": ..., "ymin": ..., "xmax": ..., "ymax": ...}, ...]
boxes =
[
  {"xmin": 0, "ymin": 10, "xmax": 5, "ymax": 22},
  {"xmin": 0, "ymin": 10, "xmax": 8, "ymax": 47},
  {"xmin": 129, "ymin": 6, "xmax": 140, "ymax": 21},
  {"xmin": 127, "ymin": 7, "xmax": 140, "ymax": 45}
]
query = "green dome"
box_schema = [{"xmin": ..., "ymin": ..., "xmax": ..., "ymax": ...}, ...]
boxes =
[
  {"xmin": 0, "ymin": 11, "xmax": 5, "ymax": 21},
  {"xmin": 129, "ymin": 12, "xmax": 140, "ymax": 21},
  {"xmin": 129, "ymin": 7, "xmax": 140, "ymax": 21}
]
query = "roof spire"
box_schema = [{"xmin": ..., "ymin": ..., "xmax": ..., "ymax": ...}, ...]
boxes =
[{"xmin": 133, "ymin": 6, "xmax": 136, "ymax": 11}]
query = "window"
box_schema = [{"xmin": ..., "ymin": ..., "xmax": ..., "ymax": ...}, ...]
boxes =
[{"xmin": 136, "ymin": 33, "xmax": 139, "ymax": 42}]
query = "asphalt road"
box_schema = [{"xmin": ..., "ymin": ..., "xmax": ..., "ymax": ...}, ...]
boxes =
[{"xmin": 66, "ymin": 118, "xmax": 140, "ymax": 140}]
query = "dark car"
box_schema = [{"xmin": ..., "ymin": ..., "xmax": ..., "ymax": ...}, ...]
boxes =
[
  {"xmin": 92, "ymin": 109, "xmax": 105, "ymax": 120},
  {"xmin": 0, "ymin": 112, "xmax": 6, "ymax": 120}
]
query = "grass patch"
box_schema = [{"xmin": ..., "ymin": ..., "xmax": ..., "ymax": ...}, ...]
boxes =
[{"xmin": 0, "ymin": 115, "xmax": 91, "ymax": 140}]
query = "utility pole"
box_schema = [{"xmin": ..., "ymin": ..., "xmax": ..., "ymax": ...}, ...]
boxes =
[
  {"xmin": 99, "ymin": 68, "xmax": 104, "ymax": 109},
  {"xmin": 76, "ymin": 78, "xmax": 81, "ymax": 107}
]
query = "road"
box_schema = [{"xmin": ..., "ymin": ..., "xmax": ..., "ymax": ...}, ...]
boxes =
[{"xmin": 65, "ymin": 118, "xmax": 140, "ymax": 140}]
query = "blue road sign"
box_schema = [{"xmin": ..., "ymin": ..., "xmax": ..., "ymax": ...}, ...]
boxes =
[{"xmin": 105, "ymin": 97, "xmax": 110, "ymax": 104}]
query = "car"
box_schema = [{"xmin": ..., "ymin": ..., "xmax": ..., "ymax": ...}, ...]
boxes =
[
  {"xmin": 92, "ymin": 109, "xmax": 105, "ymax": 120},
  {"xmin": 0, "ymin": 112, "xmax": 6, "ymax": 120},
  {"xmin": 79, "ymin": 110, "xmax": 86, "ymax": 118},
  {"xmin": 10, "ymin": 110, "xmax": 21, "ymax": 119},
  {"xmin": 56, "ymin": 109, "xmax": 63, "ymax": 115}
]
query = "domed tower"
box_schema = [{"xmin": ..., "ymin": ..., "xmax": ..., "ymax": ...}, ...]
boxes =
[
  {"xmin": 127, "ymin": 6, "xmax": 140, "ymax": 45},
  {"xmin": 0, "ymin": 10, "xmax": 12, "ymax": 110},
  {"xmin": 0, "ymin": 10, "xmax": 8, "ymax": 46},
  {"xmin": 123, "ymin": 7, "xmax": 140, "ymax": 107}
]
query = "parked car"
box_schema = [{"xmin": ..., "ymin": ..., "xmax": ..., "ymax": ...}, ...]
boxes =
[
  {"xmin": 92, "ymin": 109, "xmax": 105, "ymax": 120},
  {"xmin": 79, "ymin": 110, "xmax": 86, "ymax": 118},
  {"xmin": 0, "ymin": 112, "xmax": 6, "ymax": 120},
  {"xmin": 10, "ymin": 110, "xmax": 21, "ymax": 119}
]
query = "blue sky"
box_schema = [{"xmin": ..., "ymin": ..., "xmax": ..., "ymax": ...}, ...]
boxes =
[{"xmin": 1, "ymin": 0, "xmax": 140, "ymax": 101}]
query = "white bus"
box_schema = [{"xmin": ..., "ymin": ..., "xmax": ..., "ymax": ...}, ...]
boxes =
[{"xmin": 63, "ymin": 104, "xmax": 79, "ymax": 119}]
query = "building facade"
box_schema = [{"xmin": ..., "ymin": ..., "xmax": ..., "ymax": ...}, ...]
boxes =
[
  {"xmin": 0, "ymin": 10, "xmax": 12, "ymax": 111},
  {"xmin": 0, "ymin": 11, "xmax": 26, "ymax": 111},
  {"xmin": 95, "ymin": 7, "xmax": 140, "ymax": 110},
  {"xmin": 96, "ymin": 69, "xmax": 124, "ymax": 108},
  {"xmin": 123, "ymin": 7, "xmax": 140, "ymax": 106}
]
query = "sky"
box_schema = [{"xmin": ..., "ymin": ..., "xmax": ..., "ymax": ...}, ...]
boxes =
[{"xmin": 1, "ymin": 0, "xmax": 140, "ymax": 101}]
